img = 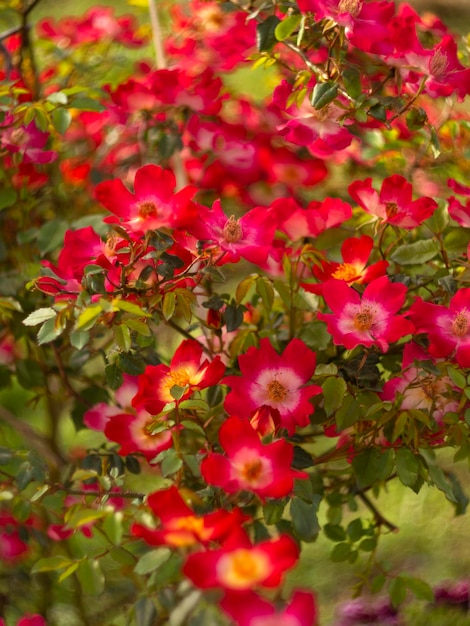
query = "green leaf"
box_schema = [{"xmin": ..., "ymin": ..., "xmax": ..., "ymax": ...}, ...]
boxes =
[
  {"xmin": 70, "ymin": 330, "xmax": 89, "ymax": 350},
  {"xmin": 32, "ymin": 555, "xmax": 74, "ymax": 574},
  {"xmin": 76, "ymin": 559, "xmax": 105, "ymax": 595},
  {"xmin": 236, "ymin": 275, "xmax": 256, "ymax": 304},
  {"xmin": 256, "ymin": 277, "xmax": 274, "ymax": 312},
  {"xmin": 389, "ymin": 576, "xmax": 407, "ymax": 607},
  {"xmin": 75, "ymin": 304, "xmax": 103, "ymax": 331},
  {"xmin": 225, "ymin": 303, "xmax": 244, "ymax": 332},
  {"xmin": 118, "ymin": 352, "xmax": 146, "ymax": 376},
  {"xmin": 162, "ymin": 291, "xmax": 176, "ymax": 321},
  {"xmin": 343, "ymin": 68, "xmax": 362, "ymax": 99},
  {"xmin": 324, "ymin": 523, "xmax": 347, "ymax": 542},
  {"xmin": 335, "ymin": 395, "xmax": 361, "ymax": 430},
  {"xmin": 114, "ymin": 324, "xmax": 132, "ymax": 353},
  {"xmin": 352, "ymin": 448, "xmax": 393, "ymax": 488},
  {"xmin": 134, "ymin": 549, "xmax": 171, "ymax": 575},
  {"xmin": 110, "ymin": 547, "xmax": 137, "ymax": 566},
  {"xmin": 322, "ymin": 377, "xmax": 347, "ymax": 417},
  {"xmin": 390, "ymin": 240, "xmax": 439, "ymax": 265},
  {"xmin": 65, "ymin": 508, "xmax": 107, "ymax": 529},
  {"xmin": 0, "ymin": 189, "xmax": 17, "ymax": 211},
  {"xmin": 311, "ymin": 82, "xmax": 338, "ymax": 109},
  {"xmin": 23, "ymin": 307, "xmax": 56, "ymax": 326},
  {"xmin": 113, "ymin": 299, "xmax": 151, "ymax": 317},
  {"xmin": 256, "ymin": 15, "xmax": 281, "ymax": 52},
  {"xmin": 447, "ymin": 365, "xmax": 467, "ymax": 390},
  {"xmin": 395, "ymin": 448, "xmax": 420, "ymax": 489},
  {"xmin": 37, "ymin": 318, "xmax": 64, "ymax": 345},
  {"xmin": 275, "ymin": 14, "xmax": 301, "ymax": 41},
  {"xmin": 330, "ymin": 542, "xmax": 351, "ymax": 562},
  {"xmin": 401, "ymin": 576, "xmax": 434, "ymax": 601},
  {"xmin": 263, "ymin": 500, "xmax": 286, "ymax": 525},
  {"xmin": 71, "ymin": 97, "xmax": 106, "ymax": 112},
  {"xmin": 47, "ymin": 91, "xmax": 68, "ymax": 105},
  {"xmin": 347, "ymin": 518, "xmax": 364, "ymax": 542},
  {"xmin": 290, "ymin": 497, "xmax": 320, "ymax": 542},
  {"xmin": 51, "ymin": 108, "xmax": 72, "ymax": 134},
  {"xmin": 37, "ymin": 219, "xmax": 68, "ymax": 256},
  {"xmin": 105, "ymin": 362, "xmax": 123, "ymax": 390}
]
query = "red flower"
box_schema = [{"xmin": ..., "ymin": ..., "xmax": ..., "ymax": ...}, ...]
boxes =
[
  {"xmin": 1, "ymin": 118, "xmax": 57, "ymax": 164},
  {"xmin": 221, "ymin": 589, "xmax": 318, "ymax": 626},
  {"xmin": 132, "ymin": 339, "xmax": 225, "ymax": 415},
  {"xmin": 409, "ymin": 290, "xmax": 470, "ymax": 367},
  {"xmin": 348, "ymin": 175, "xmax": 437, "ymax": 228},
  {"xmin": 131, "ymin": 486, "xmax": 247, "ymax": 548},
  {"xmin": 317, "ymin": 276, "xmax": 413, "ymax": 351},
  {"xmin": 188, "ymin": 200, "xmax": 278, "ymax": 266},
  {"xmin": 104, "ymin": 410, "xmax": 174, "ymax": 461},
  {"xmin": 272, "ymin": 196, "xmax": 352, "ymax": 240},
  {"xmin": 95, "ymin": 164, "xmax": 199, "ymax": 234},
  {"xmin": 303, "ymin": 235, "xmax": 388, "ymax": 295},
  {"xmin": 201, "ymin": 417, "xmax": 308, "ymax": 500},
  {"xmin": 223, "ymin": 338, "xmax": 321, "ymax": 434},
  {"xmin": 183, "ymin": 528, "xmax": 299, "ymax": 591}
]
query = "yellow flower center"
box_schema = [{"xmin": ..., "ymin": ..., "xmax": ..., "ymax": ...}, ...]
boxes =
[
  {"xmin": 338, "ymin": 0, "xmax": 363, "ymax": 17},
  {"xmin": 430, "ymin": 49, "xmax": 449, "ymax": 79},
  {"xmin": 240, "ymin": 458, "xmax": 264, "ymax": 483},
  {"xmin": 267, "ymin": 379, "xmax": 288, "ymax": 402},
  {"xmin": 160, "ymin": 366, "xmax": 195, "ymax": 402},
  {"xmin": 385, "ymin": 202, "xmax": 399, "ymax": 218},
  {"xmin": 223, "ymin": 215, "xmax": 243, "ymax": 243},
  {"xmin": 217, "ymin": 549, "xmax": 271, "ymax": 589},
  {"xmin": 138, "ymin": 201, "xmax": 158, "ymax": 218},
  {"xmin": 452, "ymin": 311, "xmax": 469, "ymax": 338},
  {"xmin": 353, "ymin": 306, "xmax": 375, "ymax": 331},
  {"xmin": 332, "ymin": 263, "xmax": 359, "ymax": 282},
  {"xmin": 165, "ymin": 515, "xmax": 211, "ymax": 547}
]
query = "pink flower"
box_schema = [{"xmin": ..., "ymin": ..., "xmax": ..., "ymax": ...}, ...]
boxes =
[
  {"xmin": 132, "ymin": 339, "xmax": 225, "ymax": 415},
  {"xmin": 380, "ymin": 342, "xmax": 459, "ymax": 425},
  {"xmin": 1, "ymin": 118, "xmax": 57, "ymax": 164},
  {"xmin": 271, "ymin": 196, "xmax": 352, "ymax": 241},
  {"xmin": 447, "ymin": 178, "xmax": 470, "ymax": 228},
  {"xmin": 131, "ymin": 486, "xmax": 247, "ymax": 548},
  {"xmin": 201, "ymin": 417, "xmax": 308, "ymax": 500},
  {"xmin": 348, "ymin": 175, "xmax": 437, "ymax": 228},
  {"xmin": 183, "ymin": 527, "xmax": 299, "ymax": 591},
  {"xmin": 188, "ymin": 200, "xmax": 278, "ymax": 266},
  {"xmin": 221, "ymin": 589, "xmax": 318, "ymax": 626},
  {"xmin": 317, "ymin": 276, "xmax": 414, "ymax": 351},
  {"xmin": 95, "ymin": 164, "xmax": 199, "ymax": 234},
  {"xmin": 222, "ymin": 338, "xmax": 321, "ymax": 434},
  {"xmin": 409, "ymin": 290, "xmax": 470, "ymax": 367}
]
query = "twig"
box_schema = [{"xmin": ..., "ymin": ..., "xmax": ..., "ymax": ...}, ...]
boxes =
[{"xmin": 357, "ymin": 490, "xmax": 399, "ymax": 533}]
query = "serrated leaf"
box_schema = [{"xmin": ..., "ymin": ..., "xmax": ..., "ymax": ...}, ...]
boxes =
[
  {"xmin": 352, "ymin": 448, "xmax": 393, "ymax": 488},
  {"xmin": 447, "ymin": 365, "xmax": 467, "ymax": 390},
  {"xmin": 105, "ymin": 362, "xmax": 123, "ymax": 390},
  {"xmin": 343, "ymin": 68, "xmax": 362, "ymax": 99},
  {"xmin": 330, "ymin": 542, "xmax": 351, "ymax": 562},
  {"xmin": 311, "ymin": 81, "xmax": 338, "ymax": 109},
  {"xmin": 290, "ymin": 497, "xmax": 320, "ymax": 542},
  {"xmin": 70, "ymin": 330, "xmax": 89, "ymax": 350},
  {"xmin": 162, "ymin": 292, "xmax": 176, "ymax": 321},
  {"xmin": 113, "ymin": 299, "xmax": 151, "ymax": 317},
  {"xmin": 23, "ymin": 307, "xmax": 56, "ymax": 326},
  {"xmin": 390, "ymin": 240, "xmax": 439, "ymax": 265},
  {"xmin": 115, "ymin": 324, "xmax": 132, "ymax": 353},
  {"xmin": 65, "ymin": 508, "xmax": 107, "ymax": 529},
  {"xmin": 37, "ymin": 317, "xmax": 63, "ymax": 345},
  {"xmin": 401, "ymin": 576, "xmax": 434, "ymax": 601},
  {"xmin": 389, "ymin": 576, "xmax": 407, "ymax": 607},
  {"xmin": 75, "ymin": 304, "xmax": 103, "ymax": 331},
  {"xmin": 256, "ymin": 277, "xmax": 274, "ymax": 312},
  {"xmin": 58, "ymin": 562, "xmax": 79, "ymax": 583},
  {"xmin": 236, "ymin": 275, "xmax": 256, "ymax": 304}
]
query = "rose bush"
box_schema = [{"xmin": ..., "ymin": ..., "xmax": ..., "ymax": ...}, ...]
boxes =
[{"xmin": 1, "ymin": 0, "xmax": 470, "ymax": 624}]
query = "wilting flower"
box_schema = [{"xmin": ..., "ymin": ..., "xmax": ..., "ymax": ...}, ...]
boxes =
[
  {"xmin": 183, "ymin": 527, "xmax": 299, "ymax": 591},
  {"xmin": 132, "ymin": 339, "xmax": 225, "ymax": 415},
  {"xmin": 317, "ymin": 276, "xmax": 414, "ymax": 351},
  {"xmin": 131, "ymin": 486, "xmax": 247, "ymax": 548},
  {"xmin": 348, "ymin": 175, "xmax": 437, "ymax": 228},
  {"xmin": 222, "ymin": 338, "xmax": 321, "ymax": 434},
  {"xmin": 201, "ymin": 416, "xmax": 308, "ymax": 500}
]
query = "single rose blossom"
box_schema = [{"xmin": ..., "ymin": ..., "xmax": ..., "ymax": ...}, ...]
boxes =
[
  {"xmin": 409, "ymin": 289, "xmax": 470, "ymax": 367},
  {"xmin": 201, "ymin": 416, "xmax": 308, "ymax": 500},
  {"xmin": 131, "ymin": 486, "xmax": 247, "ymax": 548},
  {"xmin": 317, "ymin": 276, "xmax": 414, "ymax": 351},
  {"xmin": 348, "ymin": 175, "xmax": 437, "ymax": 228},
  {"xmin": 222, "ymin": 338, "xmax": 321, "ymax": 434},
  {"xmin": 132, "ymin": 339, "xmax": 225, "ymax": 415},
  {"xmin": 183, "ymin": 527, "xmax": 299, "ymax": 591},
  {"xmin": 95, "ymin": 164, "xmax": 199, "ymax": 234}
]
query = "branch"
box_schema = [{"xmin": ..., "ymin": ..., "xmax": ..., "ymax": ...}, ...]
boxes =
[{"xmin": 357, "ymin": 490, "xmax": 399, "ymax": 533}]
